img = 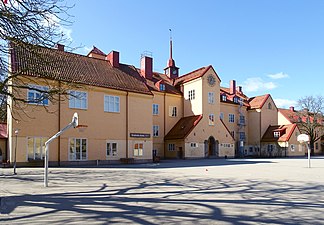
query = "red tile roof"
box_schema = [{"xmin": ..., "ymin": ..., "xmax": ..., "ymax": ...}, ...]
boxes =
[
  {"xmin": 0, "ymin": 123, "xmax": 7, "ymax": 139},
  {"xmin": 261, "ymin": 124, "xmax": 298, "ymax": 142},
  {"xmin": 248, "ymin": 94, "xmax": 270, "ymax": 109},
  {"xmin": 174, "ymin": 65, "xmax": 221, "ymax": 86},
  {"xmin": 220, "ymin": 87, "xmax": 250, "ymax": 107},
  {"xmin": 165, "ymin": 115, "xmax": 203, "ymax": 140},
  {"xmin": 12, "ymin": 44, "xmax": 152, "ymax": 95}
]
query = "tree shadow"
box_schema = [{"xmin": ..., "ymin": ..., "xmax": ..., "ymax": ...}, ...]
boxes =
[{"xmin": 1, "ymin": 170, "xmax": 323, "ymax": 224}]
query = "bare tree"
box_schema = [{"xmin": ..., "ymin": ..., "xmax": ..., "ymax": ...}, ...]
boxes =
[
  {"xmin": 293, "ymin": 96, "xmax": 324, "ymax": 155},
  {"xmin": 0, "ymin": 0, "xmax": 76, "ymax": 121}
]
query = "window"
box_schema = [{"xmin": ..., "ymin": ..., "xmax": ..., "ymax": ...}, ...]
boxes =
[
  {"xmin": 188, "ymin": 90, "xmax": 195, "ymax": 100},
  {"xmin": 229, "ymin": 114, "xmax": 235, "ymax": 123},
  {"xmin": 27, "ymin": 85, "xmax": 49, "ymax": 105},
  {"xmin": 316, "ymin": 142, "xmax": 319, "ymax": 150},
  {"xmin": 239, "ymin": 115, "xmax": 245, "ymax": 125},
  {"xmin": 208, "ymin": 92, "xmax": 215, "ymax": 104},
  {"xmin": 153, "ymin": 104, "xmax": 159, "ymax": 115},
  {"xmin": 69, "ymin": 138, "xmax": 87, "ymax": 161},
  {"xmin": 27, "ymin": 137, "xmax": 47, "ymax": 160},
  {"xmin": 153, "ymin": 125, "xmax": 159, "ymax": 137},
  {"xmin": 159, "ymin": 84, "xmax": 165, "ymax": 91},
  {"xmin": 209, "ymin": 114, "xmax": 215, "ymax": 126},
  {"xmin": 233, "ymin": 97, "xmax": 238, "ymax": 103},
  {"xmin": 239, "ymin": 132, "xmax": 245, "ymax": 140},
  {"xmin": 134, "ymin": 143, "xmax": 143, "ymax": 156},
  {"xmin": 221, "ymin": 95, "xmax": 227, "ymax": 101},
  {"xmin": 104, "ymin": 95, "xmax": 120, "ymax": 113},
  {"xmin": 290, "ymin": 144, "xmax": 295, "ymax": 152},
  {"xmin": 190, "ymin": 143, "xmax": 198, "ymax": 148},
  {"xmin": 230, "ymin": 131, "xmax": 235, "ymax": 138},
  {"xmin": 268, "ymin": 103, "xmax": 272, "ymax": 109},
  {"xmin": 220, "ymin": 112, "xmax": 224, "ymax": 120},
  {"xmin": 169, "ymin": 106, "xmax": 177, "ymax": 117},
  {"xmin": 69, "ymin": 91, "xmax": 87, "ymax": 109},
  {"xmin": 168, "ymin": 143, "xmax": 175, "ymax": 151},
  {"xmin": 268, "ymin": 144, "xmax": 273, "ymax": 152},
  {"xmin": 274, "ymin": 131, "xmax": 280, "ymax": 137},
  {"xmin": 106, "ymin": 142, "xmax": 117, "ymax": 157}
]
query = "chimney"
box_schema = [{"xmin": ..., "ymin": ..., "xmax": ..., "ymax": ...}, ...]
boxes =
[
  {"xmin": 56, "ymin": 43, "xmax": 64, "ymax": 51},
  {"xmin": 140, "ymin": 56, "xmax": 153, "ymax": 80},
  {"xmin": 230, "ymin": 80, "xmax": 236, "ymax": 95},
  {"xmin": 289, "ymin": 106, "xmax": 294, "ymax": 112},
  {"xmin": 107, "ymin": 51, "xmax": 119, "ymax": 68},
  {"xmin": 236, "ymin": 86, "xmax": 242, "ymax": 93}
]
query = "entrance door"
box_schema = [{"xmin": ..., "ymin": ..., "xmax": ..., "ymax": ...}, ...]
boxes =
[
  {"xmin": 208, "ymin": 136, "xmax": 216, "ymax": 157},
  {"xmin": 178, "ymin": 147, "xmax": 183, "ymax": 159}
]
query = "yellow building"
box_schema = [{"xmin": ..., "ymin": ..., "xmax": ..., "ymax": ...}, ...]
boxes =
[{"xmin": 5, "ymin": 42, "xmax": 281, "ymax": 166}]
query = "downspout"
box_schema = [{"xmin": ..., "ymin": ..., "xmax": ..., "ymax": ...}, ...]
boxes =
[
  {"xmin": 126, "ymin": 92, "xmax": 129, "ymax": 160},
  {"xmin": 58, "ymin": 81, "xmax": 61, "ymax": 166},
  {"xmin": 163, "ymin": 92, "xmax": 166, "ymax": 159}
]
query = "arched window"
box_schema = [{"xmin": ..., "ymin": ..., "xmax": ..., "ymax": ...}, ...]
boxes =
[{"xmin": 268, "ymin": 103, "xmax": 272, "ymax": 109}]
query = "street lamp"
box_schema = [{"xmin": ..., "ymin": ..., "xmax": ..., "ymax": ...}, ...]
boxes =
[{"xmin": 13, "ymin": 129, "xmax": 19, "ymax": 175}]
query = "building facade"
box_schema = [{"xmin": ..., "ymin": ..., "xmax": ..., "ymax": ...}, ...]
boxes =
[{"xmin": 5, "ymin": 42, "xmax": 282, "ymax": 166}]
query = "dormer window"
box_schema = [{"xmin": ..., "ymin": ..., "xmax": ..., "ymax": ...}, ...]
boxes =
[
  {"xmin": 221, "ymin": 95, "xmax": 227, "ymax": 101},
  {"xmin": 159, "ymin": 83, "xmax": 165, "ymax": 91},
  {"xmin": 274, "ymin": 131, "xmax": 280, "ymax": 138}
]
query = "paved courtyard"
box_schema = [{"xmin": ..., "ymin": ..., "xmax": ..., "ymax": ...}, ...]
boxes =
[{"xmin": 1, "ymin": 158, "xmax": 324, "ymax": 224}]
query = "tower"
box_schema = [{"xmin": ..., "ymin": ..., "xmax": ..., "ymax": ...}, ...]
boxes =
[{"xmin": 164, "ymin": 29, "xmax": 179, "ymax": 79}]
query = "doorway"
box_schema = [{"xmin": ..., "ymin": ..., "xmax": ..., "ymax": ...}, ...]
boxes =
[{"xmin": 207, "ymin": 136, "xmax": 219, "ymax": 158}]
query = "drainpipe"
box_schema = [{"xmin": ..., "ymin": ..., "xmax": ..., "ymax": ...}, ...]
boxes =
[
  {"xmin": 126, "ymin": 92, "xmax": 129, "ymax": 160},
  {"xmin": 58, "ymin": 81, "xmax": 61, "ymax": 166},
  {"xmin": 163, "ymin": 92, "xmax": 166, "ymax": 159}
]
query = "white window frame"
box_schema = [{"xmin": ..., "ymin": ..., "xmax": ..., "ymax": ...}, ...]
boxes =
[
  {"xmin": 159, "ymin": 84, "xmax": 166, "ymax": 91},
  {"xmin": 274, "ymin": 131, "xmax": 280, "ymax": 138},
  {"xmin": 209, "ymin": 113, "xmax": 215, "ymax": 126},
  {"xmin": 69, "ymin": 138, "xmax": 88, "ymax": 161},
  {"xmin": 239, "ymin": 132, "xmax": 245, "ymax": 140},
  {"xmin": 153, "ymin": 125, "xmax": 159, "ymax": 137},
  {"xmin": 188, "ymin": 90, "xmax": 195, "ymax": 100},
  {"xmin": 233, "ymin": 97, "xmax": 238, "ymax": 103},
  {"xmin": 208, "ymin": 92, "xmax": 215, "ymax": 104},
  {"xmin": 153, "ymin": 104, "xmax": 159, "ymax": 115},
  {"xmin": 221, "ymin": 95, "xmax": 227, "ymax": 101},
  {"xmin": 229, "ymin": 114, "xmax": 235, "ymax": 123},
  {"xmin": 69, "ymin": 90, "xmax": 88, "ymax": 110},
  {"xmin": 168, "ymin": 143, "xmax": 175, "ymax": 151},
  {"xmin": 169, "ymin": 106, "xmax": 177, "ymax": 117},
  {"xmin": 106, "ymin": 141, "xmax": 117, "ymax": 157},
  {"xmin": 134, "ymin": 142, "xmax": 144, "ymax": 156},
  {"xmin": 27, "ymin": 85, "xmax": 49, "ymax": 106},
  {"xmin": 104, "ymin": 95, "xmax": 120, "ymax": 113},
  {"xmin": 27, "ymin": 137, "xmax": 47, "ymax": 160}
]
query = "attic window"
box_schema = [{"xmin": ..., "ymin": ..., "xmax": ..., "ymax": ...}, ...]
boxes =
[
  {"xmin": 159, "ymin": 84, "xmax": 165, "ymax": 91},
  {"xmin": 274, "ymin": 131, "xmax": 280, "ymax": 137},
  {"xmin": 268, "ymin": 103, "xmax": 272, "ymax": 109},
  {"xmin": 221, "ymin": 95, "xmax": 227, "ymax": 101}
]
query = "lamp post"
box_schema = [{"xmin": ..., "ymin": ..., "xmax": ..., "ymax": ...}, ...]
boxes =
[
  {"xmin": 13, "ymin": 129, "xmax": 19, "ymax": 175},
  {"xmin": 256, "ymin": 109, "xmax": 262, "ymax": 156}
]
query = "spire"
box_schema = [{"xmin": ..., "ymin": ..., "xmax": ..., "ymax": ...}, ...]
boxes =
[{"xmin": 168, "ymin": 29, "xmax": 175, "ymax": 67}]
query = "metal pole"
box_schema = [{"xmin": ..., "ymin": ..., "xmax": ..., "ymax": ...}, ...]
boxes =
[
  {"xmin": 307, "ymin": 143, "xmax": 311, "ymax": 168},
  {"xmin": 13, "ymin": 131, "xmax": 18, "ymax": 175},
  {"xmin": 44, "ymin": 144, "xmax": 49, "ymax": 187},
  {"xmin": 44, "ymin": 119, "xmax": 76, "ymax": 187}
]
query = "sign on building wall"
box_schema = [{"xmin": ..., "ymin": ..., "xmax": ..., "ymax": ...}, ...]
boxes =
[{"xmin": 130, "ymin": 133, "xmax": 151, "ymax": 138}]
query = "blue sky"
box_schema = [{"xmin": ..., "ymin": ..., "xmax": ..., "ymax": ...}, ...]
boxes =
[{"xmin": 64, "ymin": 0, "xmax": 324, "ymax": 108}]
